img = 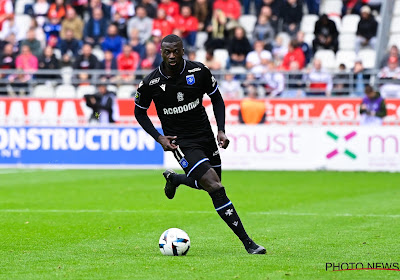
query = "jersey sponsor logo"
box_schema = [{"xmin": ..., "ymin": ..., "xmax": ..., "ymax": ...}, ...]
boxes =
[
  {"xmin": 179, "ymin": 158, "xmax": 189, "ymax": 168},
  {"xmin": 162, "ymin": 98, "xmax": 200, "ymax": 115},
  {"xmin": 188, "ymin": 67, "xmax": 201, "ymax": 73},
  {"xmin": 186, "ymin": 74, "xmax": 195, "ymax": 85},
  {"xmin": 160, "ymin": 84, "xmax": 166, "ymax": 91},
  {"xmin": 211, "ymin": 76, "xmax": 217, "ymax": 87},
  {"xmin": 177, "ymin": 92, "xmax": 184, "ymax": 102},
  {"xmin": 149, "ymin": 77, "xmax": 160, "ymax": 85}
]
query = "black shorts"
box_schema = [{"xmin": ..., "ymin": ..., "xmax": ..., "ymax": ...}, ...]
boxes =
[{"xmin": 172, "ymin": 139, "xmax": 221, "ymax": 181}]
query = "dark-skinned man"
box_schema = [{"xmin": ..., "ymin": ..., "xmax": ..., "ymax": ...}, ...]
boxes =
[{"xmin": 134, "ymin": 34, "xmax": 266, "ymax": 254}]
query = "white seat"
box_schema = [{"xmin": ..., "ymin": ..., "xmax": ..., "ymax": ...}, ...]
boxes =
[
  {"xmin": 14, "ymin": 15, "xmax": 31, "ymax": 36},
  {"xmin": 329, "ymin": 15, "xmax": 341, "ymax": 33},
  {"xmin": 389, "ymin": 34, "xmax": 400, "ymax": 49},
  {"xmin": 300, "ymin": 14, "xmax": 319, "ymax": 34},
  {"xmin": 322, "ymin": 0, "xmax": 343, "ymax": 16},
  {"xmin": 55, "ymin": 85, "xmax": 76, "ymax": 98},
  {"xmin": 239, "ymin": 15, "xmax": 257, "ymax": 35},
  {"xmin": 61, "ymin": 66, "xmax": 73, "ymax": 84},
  {"xmin": 391, "ymin": 16, "xmax": 400, "ymax": 33},
  {"xmin": 395, "ymin": 0, "xmax": 400, "ymax": 16},
  {"xmin": 118, "ymin": 85, "xmax": 135, "ymax": 98},
  {"xmin": 341, "ymin": 14, "xmax": 360, "ymax": 33},
  {"xmin": 32, "ymin": 85, "xmax": 55, "ymax": 98},
  {"xmin": 358, "ymin": 49, "xmax": 376, "ymax": 69},
  {"xmin": 92, "ymin": 48, "xmax": 105, "ymax": 61},
  {"xmin": 53, "ymin": 48, "xmax": 62, "ymax": 60},
  {"xmin": 277, "ymin": 32, "xmax": 291, "ymax": 49},
  {"xmin": 195, "ymin": 49, "xmax": 206, "ymax": 63},
  {"xmin": 336, "ymin": 50, "xmax": 356, "ymax": 69},
  {"xmin": 214, "ymin": 49, "xmax": 229, "ymax": 69},
  {"xmin": 339, "ymin": 33, "xmax": 356, "ymax": 50},
  {"xmin": 304, "ymin": 33, "xmax": 315, "ymax": 46},
  {"xmin": 314, "ymin": 49, "xmax": 336, "ymax": 70},
  {"xmin": 195, "ymin": 32, "xmax": 208, "ymax": 50},
  {"xmin": 76, "ymin": 85, "xmax": 96, "ymax": 98}
]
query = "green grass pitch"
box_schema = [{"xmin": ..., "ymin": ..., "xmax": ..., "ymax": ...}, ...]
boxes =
[{"xmin": 0, "ymin": 169, "xmax": 399, "ymax": 280}]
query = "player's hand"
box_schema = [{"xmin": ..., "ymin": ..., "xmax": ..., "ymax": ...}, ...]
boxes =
[
  {"xmin": 217, "ymin": 131, "xmax": 230, "ymax": 149},
  {"xmin": 157, "ymin": 135, "xmax": 178, "ymax": 151}
]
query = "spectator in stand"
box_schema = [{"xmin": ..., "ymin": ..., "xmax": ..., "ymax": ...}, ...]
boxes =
[
  {"xmin": 85, "ymin": 81, "xmax": 119, "ymax": 123},
  {"xmin": 194, "ymin": 0, "xmax": 212, "ymax": 31},
  {"xmin": 271, "ymin": 34, "xmax": 288, "ymax": 65},
  {"xmin": 360, "ymin": 85, "xmax": 386, "ymax": 126},
  {"xmin": 33, "ymin": 0, "xmax": 49, "ymax": 26},
  {"xmin": 101, "ymin": 50, "xmax": 117, "ymax": 80},
  {"xmin": 0, "ymin": 43, "xmax": 15, "ymax": 79},
  {"xmin": 263, "ymin": 61, "xmax": 284, "ymax": 97},
  {"xmin": 15, "ymin": 45, "xmax": 38, "ymax": 71},
  {"xmin": 84, "ymin": 7, "xmax": 108, "ymax": 46},
  {"xmin": 38, "ymin": 46, "xmax": 60, "ymax": 80},
  {"xmin": 305, "ymin": 0, "xmax": 320, "ymax": 15},
  {"xmin": 0, "ymin": 33, "xmax": 18, "ymax": 54},
  {"xmin": 332, "ymin": 63, "xmax": 348, "ymax": 96},
  {"xmin": 355, "ymin": 6, "xmax": 377, "ymax": 53},
  {"xmin": 30, "ymin": 18, "xmax": 46, "ymax": 49},
  {"xmin": 241, "ymin": 72, "xmax": 261, "ymax": 93},
  {"xmin": 352, "ymin": 60, "xmax": 370, "ymax": 96},
  {"xmin": 0, "ymin": 0, "xmax": 13, "ymax": 31},
  {"xmin": 152, "ymin": 8, "xmax": 175, "ymax": 38},
  {"xmin": 313, "ymin": 14, "xmax": 339, "ymax": 53},
  {"xmin": 58, "ymin": 28, "xmax": 81, "ymax": 57},
  {"xmin": 296, "ymin": 31, "xmax": 312, "ymax": 65},
  {"xmin": 112, "ymin": 12, "xmax": 128, "ymax": 38},
  {"xmin": 101, "ymin": 24, "xmax": 125, "ymax": 57},
  {"xmin": 116, "ymin": 44, "xmax": 139, "ymax": 82},
  {"xmin": 7, "ymin": 70, "xmax": 30, "ymax": 96},
  {"xmin": 213, "ymin": 0, "xmax": 241, "ymax": 21},
  {"xmin": 246, "ymin": 40, "xmax": 272, "ymax": 78},
  {"xmin": 282, "ymin": 60, "xmax": 306, "ymax": 97},
  {"xmin": 281, "ymin": 39, "xmax": 305, "ymax": 71},
  {"xmin": 111, "ymin": 0, "xmax": 134, "ymax": 20},
  {"xmin": 281, "ymin": 0, "xmax": 303, "ymax": 37},
  {"xmin": 43, "ymin": 11, "xmax": 62, "ymax": 47},
  {"xmin": 253, "ymin": 15, "xmax": 275, "ymax": 51},
  {"xmin": 378, "ymin": 56, "xmax": 400, "ymax": 98},
  {"xmin": 127, "ymin": 6, "xmax": 153, "ymax": 44},
  {"xmin": 380, "ymin": 45, "xmax": 400, "ymax": 68},
  {"xmin": 260, "ymin": 0, "xmax": 282, "ymax": 30},
  {"xmin": 141, "ymin": 0, "xmax": 157, "ymax": 19},
  {"xmin": 204, "ymin": 9, "xmax": 228, "ymax": 50},
  {"xmin": 243, "ymin": 0, "xmax": 262, "ymax": 16},
  {"xmin": 305, "ymin": 58, "xmax": 333, "ymax": 96},
  {"xmin": 220, "ymin": 73, "xmax": 242, "ymax": 99},
  {"xmin": 239, "ymin": 85, "xmax": 266, "ymax": 124},
  {"xmin": 228, "ymin": 26, "xmax": 252, "ymax": 68},
  {"xmin": 258, "ymin": 6, "xmax": 278, "ymax": 33},
  {"xmin": 204, "ymin": 49, "xmax": 222, "ymax": 70},
  {"xmin": 175, "ymin": 6, "xmax": 198, "ymax": 48},
  {"xmin": 129, "ymin": 28, "xmax": 146, "ymax": 59},
  {"xmin": 342, "ymin": 0, "xmax": 363, "ymax": 16},
  {"xmin": 88, "ymin": 0, "xmax": 111, "ymax": 21},
  {"xmin": 140, "ymin": 41, "xmax": 162, "ymax": 70},
  {"xmin": 159, "ymin": 0, "xmax": 180, "ymax": 18},
  {"xmin": 71, "ymin": 0, "xmax": 88, "ymax": 19},
  {"xmin": 60, "ymin": 7, "xmax": 84, "ymax": 41},
  {"xmin": 73, "ymin": 43, "xmax": 99, "ymax": 81},
  {"xmin": 0, "ymin": 17, "xmax": 25, "ymax": 42},
  {"xmin": 48, "ymin": 0, "xmax": 71, "ymax": 20},
  {"xmin": 20, "ymin": 28, "xmax": 42, "ymax": 58}
]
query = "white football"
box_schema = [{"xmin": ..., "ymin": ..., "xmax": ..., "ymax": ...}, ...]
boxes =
[{"xmin": 159, "ymin": 228, "xmax": 191, "ymax": 256}]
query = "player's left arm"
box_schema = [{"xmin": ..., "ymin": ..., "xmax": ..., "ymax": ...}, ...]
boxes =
[{"xmin": 210, "ymin": 89, "xmax": 229, "ymax": 149}]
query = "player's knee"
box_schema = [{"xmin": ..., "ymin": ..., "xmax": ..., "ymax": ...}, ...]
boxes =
[{"xmin": 199, "ymin": 169, "xmax": 222, "ymax": 193}]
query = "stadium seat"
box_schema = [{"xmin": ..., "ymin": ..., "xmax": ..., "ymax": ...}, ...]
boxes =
[
  {"xmin": 53, "ymin": 48, "xmax": 62, "ymax": 60},
  {"xmin": 300, "ymin": 14, "xmax": 319, "ymax": 34},
  {"xmin": 195, "ymin": 32, "xmax": 208, "ymax": 50},
  {"xmin": 314, "ymin": 49, "xmax": 336, "ymax": 70},
  {"xmin": 329, "ymin": 15, "xmax": 342, "ymax": 33},
  {"xmin": 304, "ymin": 33, "xmax": 315, "ymax": 46},
  {"xmin": 214, "ymin": 49, "xmax": 229, "ymax": 69},
  {"xmin": 277, "ymin": 32, "xmax": 291, "ymax": 49},
  {"xmin": 391, "ymin": 16, "xmax": 400, "ymax": 33},
  {"xmin": 14, "ymin": 15, "xmax": 31, "ymax": 37},
  {"xmin": 61, "ymin": 67, "xmax": 73, "ymax": 84},
  {"xmin": 55, "ymin": 84, "xmax": 76, "ymax": 98},
  {"xmin": 339, "ymin": 34, "xmax": 356, "ymax": 50},
  {"xmin": 107, "ymin": 84, "xmax": 118, "ymax": 93},
  {"xmin": 389, "ymin": 34, "xmax": 400, "ymax": 49},
  {"xmin": 239, "ymin": 15, "xmax": 257, "ymax": 36},
  {"xmin": 395, "ymin": 0, "xmax": 400, "ymax": 16},
  {"xmin": 341, "ymin": 15, "xmax": 360, "ymax": 33},
  {"xmin": 358, "ymin": 49, "xmax": 376, "ymax": 69},
  {"xmin": 336, "ymin": 50, "xmax": 357, "ymax": 69},
  {"xmin": 195, "ymin": 49, "xmax": 206, "ymax": 63},
  {"xmin": 322, "ymin": 0, "xmax": 343, "ymax": 16},
  {"xmin": 32, "ymin": 85, "xmax": 55, "ymax": 98},
  {"xmin": 118, "ymin": 85, "xmax": 135, "ymax": 98},
  {"xmin": 76, "ymin": 85, "xmax": 96, "ymax": 98},
  {"xmin": 92, "ymin": 48, "xmax": 105, "ymax": 61}
]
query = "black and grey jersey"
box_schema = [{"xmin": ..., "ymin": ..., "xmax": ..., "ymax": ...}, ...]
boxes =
[{"xmin": 135, "ymin": 60, "xmax": 219, "ymax": 143}]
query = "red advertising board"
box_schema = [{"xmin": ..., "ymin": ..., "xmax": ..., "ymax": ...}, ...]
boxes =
[{"xmin": 1, "ymin": 98, "xmax": 400, "ymax": 125}]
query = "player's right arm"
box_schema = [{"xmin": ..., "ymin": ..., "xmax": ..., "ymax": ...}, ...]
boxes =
[{"xmin": 134, "ymin": 81, "xmax": 177, "ymax": 151}]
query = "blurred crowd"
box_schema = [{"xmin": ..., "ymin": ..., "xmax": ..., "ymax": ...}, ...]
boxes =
[{"xmin": 0, "ymin": 0, "xmax": 399, "ymax": 98}]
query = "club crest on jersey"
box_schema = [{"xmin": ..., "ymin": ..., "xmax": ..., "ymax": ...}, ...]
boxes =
[
  {"xmin": 186, "ymin": 74, "xmax": 195, "ymax": 85},
  {"xmin": 177, "ymin": 92, "xmax": 184, "ymax": 102},
  {"xmin": 179, "ymin": 158, "xmax": 189, "ymax": 168}
]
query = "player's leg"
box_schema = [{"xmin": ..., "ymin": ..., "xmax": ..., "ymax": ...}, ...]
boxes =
[{"xmin": 198, "ymin": 168, "xmax": 266, "ymax": 254}]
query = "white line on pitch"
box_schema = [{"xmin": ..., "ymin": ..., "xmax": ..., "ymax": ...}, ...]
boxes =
[{"xmin": 0, "ymin": 209, "xmax": 399, "ymax": 218}]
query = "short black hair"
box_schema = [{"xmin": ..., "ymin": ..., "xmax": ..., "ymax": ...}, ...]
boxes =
[{"xmin": 161, "ymin": 34, "xmax": 183, "ymax": 45}]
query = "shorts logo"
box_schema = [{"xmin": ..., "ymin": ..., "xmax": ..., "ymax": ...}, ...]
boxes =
[
  {"xmin": 186, "ymin": 74, "xmax": 195, "ymax": 85},
  {"xmin": 149, "ymin": 77, "xmax": 160, "ymax": 85},
  {"xmin": 177, "ymin": 92, "xmax": 184, "ymax": 102},
  {"xmin": 179, "ymin": 158, "xmax": 189, "ymax": 168}
]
